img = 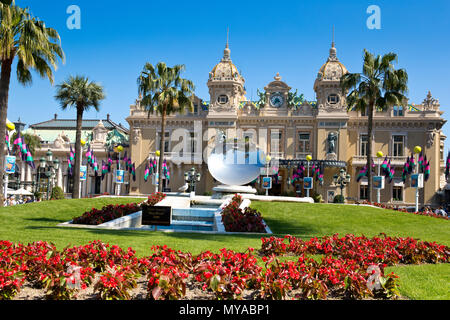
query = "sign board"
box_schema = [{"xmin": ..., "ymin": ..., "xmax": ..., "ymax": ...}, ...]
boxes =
[
  {"xmin": 152, "ymin": 173, "xmax": 159, "ymax": 186},
  {"xmin": 303, "ymin": 177, "xmax": 313, "ymax": 189},
  {"xmin": 4, "ymin": 155, "xmax": 16, "ymax": 174},
  {"xmin": 262, "ymin": 177, "xmax": 272, "ymax": 189},
  {"xmin": 115, "ymin": 170, "xmax": 124, "ymax": 184},
  {"xmin": 80, "ymin": 166, "xmax": 87, "ymax": 181},
  {"xmin": 141, "ymin": 205, "xmax": 172, "ymax": 226},
  {"xmin": 411, "ymin": 174, "xmax": 423, "ymax": 188},
  {"xmin": 373, "ymin": 176, "xmax": 385, "ymax": 189}
]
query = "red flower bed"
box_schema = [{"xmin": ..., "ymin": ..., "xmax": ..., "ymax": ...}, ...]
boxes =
[
  {"xmin": 358, "ymin": 200, "xmax": 449, "ymax": 220},
  {"xmin": 221, "ymin": 194, "xmax": 267, "ymax": 233},
  {"xmin": 71, "ymin": 193, "xmax": 166, "ymax": 225},
  {"xmin": 0, "ymin": 235, "xmax": 448, "ymax": 300}
]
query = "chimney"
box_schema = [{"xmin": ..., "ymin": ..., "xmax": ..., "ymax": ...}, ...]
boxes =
[
  {"xmin": 107, "ymin": 114, "xmax": 110, "ymax": 121},
  {"xmin": 54, "ymin": 113, "xmax": 57, "ymax": 119}
]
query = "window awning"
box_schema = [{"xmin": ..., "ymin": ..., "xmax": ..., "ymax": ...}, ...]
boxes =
[{"xmin": 278, "ymin": 159, "xmax": 347, "ymax": 168}]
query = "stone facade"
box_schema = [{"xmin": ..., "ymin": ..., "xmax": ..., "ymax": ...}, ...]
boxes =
[
  {"xmin": 13, "ymin": 114, "xmax": 130, "ymax": 197},
  {"xmin": 126, "ymin": 42, "xmax": 447, "ymax": 207}
]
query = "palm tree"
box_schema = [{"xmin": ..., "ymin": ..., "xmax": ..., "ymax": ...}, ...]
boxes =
[
  {"xmin": 55, "ymin": 76, "xmax": 105, "ymax": 199},
  {"xmin": 137, "ymin": 62, "xmax": 195, "ymax": 191},
  {"xmin": 0, "ymin": 1, "xmax": 64, "ymax": 202},
  {"xmin": 341, "ymin": 49, "xmax": 408, "ymax": 202}
]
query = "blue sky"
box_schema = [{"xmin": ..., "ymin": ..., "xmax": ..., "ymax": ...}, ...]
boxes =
[{"xmin": 8, "ymin": 0, "xmax": 450, "ymax": 151}]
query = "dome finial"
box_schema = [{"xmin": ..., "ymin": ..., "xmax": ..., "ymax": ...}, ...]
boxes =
[
  {"xmin": 226, "ymin": 27, "xmax": 229, "ymax": 49},
  {"xmin": 223, "ymin": 27, "xmax": 231, "ymax": 61},
  {"xmin": 329, "ymin": 26, "xmax": 337, "ymax": 60},
  {"xmin": 331, "ymin": 25, "xmax": 335, "ymax": 48}
]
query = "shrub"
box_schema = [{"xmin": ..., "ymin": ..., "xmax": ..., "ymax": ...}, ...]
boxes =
[
  {"xmin": 333, "ymin": 195, "xmax": 345, "ymax": 203},
  {"xmin": 142, "ymin": 192, "xmax": 166, "ymax": 207},
  {"xmin": 33, "ymin": 191, "xmax": 42, "ymax": 201},
  {"xmin": 221, "ymin": 195, "xmax": 266, "ymax": 233},
  {"xmin": 50, "ymin": 186, "xmax": 65, "ymax": 200},
  {"xmin": 71, "ymin": 203, "xmax": 141, "ymax": 225}
]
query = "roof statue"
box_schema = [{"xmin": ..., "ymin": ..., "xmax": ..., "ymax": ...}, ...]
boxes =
[
  {"xmin": 287, "ymin": 89, "xmax": 306, "ymax": 110},
  {"xmin": 105, "ymin": 128, "xmax": 129, "ymax": 151}
]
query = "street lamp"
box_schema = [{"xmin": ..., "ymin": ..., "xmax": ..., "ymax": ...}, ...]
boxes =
[
  {"xmin": 13, "ymin": 118, "xmax": 25, "ymax": 134},
  {"xmin": 40, "ymin": 149, "xmax": 60, "ymax": 200},
  {"xmin": 265, "ymin": 155, "xmax": 271, "ymax": 196},
  {"xmin": 305, "ymin": 155, "xmax": 312, "ymax": 197},
  {"xmin": 184, "ymin": 167, "xmax": 201, "ymax": 194},
  {"xmin": 376, "ymin": 151, "xmax": 384, "ymax": 203},
  {"xmin": 333, "ymin": 168, "xmax": 351, "ymax": 199},
  {"xmin": 413, "ymin": 146, "xmax": 422, "ymax": 212}
]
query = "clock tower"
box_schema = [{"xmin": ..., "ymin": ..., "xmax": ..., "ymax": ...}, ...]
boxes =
[
  {"xmin": 313, "ymin": 40, "xmax": 348, "ymax": 115},
  {"xmin": 261, "ymin": 73, "xmax": 291, "ymax": 116},
  {"xmin": 314, "ymin": 39, "xmax": 349, "ymax": 161},
  {"xmin": 207, "ymin": 42, "xmax": 246, "ymax": 119}
]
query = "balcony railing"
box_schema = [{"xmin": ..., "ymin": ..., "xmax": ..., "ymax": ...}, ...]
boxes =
[
  {"xmin": 269, "ymin": 152, "xmax": 285, "ymax": 160},
  {"xmin": 351, "ymin": 155, "xmax": 408, "ymax": 166},
  {"xmin": 295, "ymin": 152, "xmax": 311, "ymax": 159}
]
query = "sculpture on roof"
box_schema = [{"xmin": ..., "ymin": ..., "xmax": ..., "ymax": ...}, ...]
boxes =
[
  {"xmin": 105, "ymin": 129, "xmax": 129, "ymax": 151},
  {"xmin": 287, "ymin": 89, "xmax": 305, "ymax": 110},
  {"xmin": 422, "ymin": 91, "xmax": 439, "ymax": 111},
  {"xmin": 254, "ymin": 89, "xmax": 266, "ymax": 109}
]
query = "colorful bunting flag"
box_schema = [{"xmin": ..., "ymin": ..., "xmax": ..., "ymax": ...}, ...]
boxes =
[
  {"xmin": 131, "ymin": 163, "xmax": 136, "ymax": 181},
  {"xmin": 107, "ymin": 153, "xmax": 113, "ymax": 173},
  {"xmin": 144, "ymin": 162, "xmax": 150, "ymax": 182},
  {"xmin": 357, "ymin": 166, "xmax": 368, "ymax": 182},
  {"xmin": 424, "ymin": 159, "xmax": 430, "ymax": 181}
]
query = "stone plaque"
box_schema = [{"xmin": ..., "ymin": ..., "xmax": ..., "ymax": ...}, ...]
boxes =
[{"xmin": 141, "ymin": 205, "xmax": 172, "ymax": 226}]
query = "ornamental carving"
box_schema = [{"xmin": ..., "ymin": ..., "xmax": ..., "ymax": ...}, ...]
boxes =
[
  {"xmin": 426, "ymin": 130, "xmax": 436, "ymax": 148},
  {"xmin": 132, "ymin": 128, "xmax": 141, "ymax": 144},
  {"xmin": 422, "ymin": 91, "xmax": 439, "ymax": 110}
]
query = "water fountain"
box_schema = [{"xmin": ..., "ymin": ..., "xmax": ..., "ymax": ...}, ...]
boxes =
[{"xmin": 207, "ymin": 132, "xmax": 267, "ymax": 198}]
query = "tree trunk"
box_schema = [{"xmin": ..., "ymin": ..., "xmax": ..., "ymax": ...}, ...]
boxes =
[
  {"xmin": 0, "ymin": 58, "xmax": 13, "ymax": 206},
  {"xmin": 158, "ymin": 107, "xmax": 166, "ymax": 192},
  {"xmin": 367, "ymin": 102, "xmax": 374, "ymax": 202},
  {"xmin": 72, "ymin": 107, "xmax": 83, "ymax": 199}
]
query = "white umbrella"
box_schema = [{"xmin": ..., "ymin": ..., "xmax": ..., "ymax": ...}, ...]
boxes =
[{"xmin": 9, "ymin": 188, "xmax": 33, "ymax": 196}]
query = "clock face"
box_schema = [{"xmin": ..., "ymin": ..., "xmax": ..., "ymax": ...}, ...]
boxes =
[{"xmin": 270, "ymin": 93, "xmax": 284, "ymax": 108}]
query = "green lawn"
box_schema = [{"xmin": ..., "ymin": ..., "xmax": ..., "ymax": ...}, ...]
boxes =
[{"xmin": 0, "ymin": 197, "xmax": 448, "ymax": 300}]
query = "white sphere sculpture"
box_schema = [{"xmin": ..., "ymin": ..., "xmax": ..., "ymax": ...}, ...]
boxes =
[{"xmin": 207, "ymin": 141, "xmax": 266, "ymax": 186}]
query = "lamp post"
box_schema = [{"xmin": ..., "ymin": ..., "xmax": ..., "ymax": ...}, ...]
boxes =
[
  {"xmin": 184, "ymin": 168, "xmax": 202, "ymax": 194},
  {"xmin": 376, "ymin": 151, "xmax": 384, "ymax": 203},
  {"xmin": 113, "ymin": 145, "xmax": 124, "ymax": 196},
  {"xmin": 154, "ymin": 150, "xmax": 160, "ymax": 193},
  {"xmin": 4, "ymin": 121, "xmax": 17, "ymax": 201},
  {"xmin": 306, "ymin": 155, "xmax": 312, "ymax": 198},
  {"xmin": 184, "ymin": 167, "xmax": 201, "ymax": 194},
  {"xmin": 265, "ymin": 155, "xmax": 271, "ymax": 196},
  {"xmin": 40, "ymin": 149, "xmax": 60, "ymax": 200},
  {"xmin": 333, "ymin": 168, "xmax": 351, "ymax": 199},
  {"xmin": 414, "ymin": 146, "xmax": 422, "ymax": 212}
]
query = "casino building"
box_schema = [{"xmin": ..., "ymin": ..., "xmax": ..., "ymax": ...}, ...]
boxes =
[{"xmin": 126, "ymin": 40, "xmax": 447, "ymax": 207}]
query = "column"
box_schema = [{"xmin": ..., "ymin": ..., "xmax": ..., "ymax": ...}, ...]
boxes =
[
  {"xmin": 57, "ymin": 161, "xmax": 63, "ymax": 188},
  {"xmin": 20, "ymin": 161, "xmax": 26, "ymax": 183},
  {"xmin": 26, "ymin": 164, "xmax": 32, "ymax": 191}
]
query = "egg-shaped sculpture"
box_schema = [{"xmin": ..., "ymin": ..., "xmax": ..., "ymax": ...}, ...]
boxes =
[{"xmin": 207, "ymin": 141, "xmax": 267, "ymax": 186}]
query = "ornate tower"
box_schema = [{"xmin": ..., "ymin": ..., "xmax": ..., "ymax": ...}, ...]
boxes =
[
  {"xmin": 313, "ymin": 40, "xmax": 348, "ymax": 115},
  {"xmin": 314, "ymin": 39, "xmax": 349, "ymax": 161},
  {"xmin": 207, "ymin": 41, "xmax": 246, "ymax": 119}
]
